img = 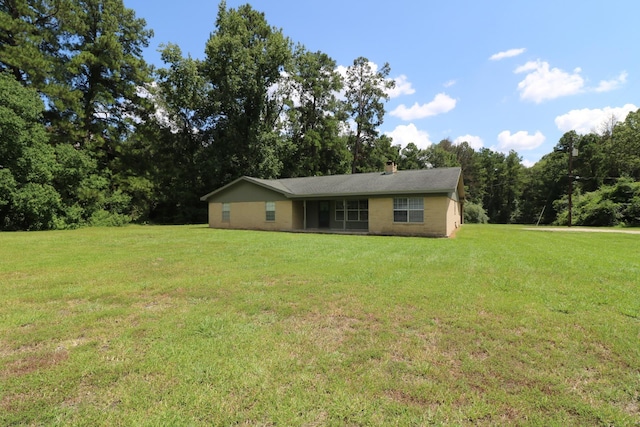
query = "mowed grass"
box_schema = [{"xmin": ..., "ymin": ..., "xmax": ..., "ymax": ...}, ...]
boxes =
[{"xmin": 1, "ymin": 225, "xmax": 638, "ymax": 426}]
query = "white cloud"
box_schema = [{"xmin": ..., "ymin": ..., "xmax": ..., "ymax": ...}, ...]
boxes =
[
  {"xmin": 387, "ymin": 74, "xmax": 415, "ymax": 98},
  {"xmin": 515, "ymin": 60, "xmax": 585, "ymax": 103},
  {"xmin": 595, "ymin": 71, "xmax": 628, "ymax": 93},
  {"xmin": 444, "ymin": 79, "xmax": 456, "ymax": 88},
  {"xmin": 335, "ymin": 64, "xmax": 348, "ymax": 78},
  {"xmin": 521, "ymin": 159, "xmax": 536, "ymax": 168},
  {"xmin": 385, "ymin": 123, "xmax": 432, "ymax": 149},
  {"xmin": 554, "ymin": 104, "xmax": 638, "ymax": 134},
  {"xmin": 490, "ymin": 48, "xmax": 526, "ymax": 61},
  {"xmin": 497, "ymin": 130, "xmax": 545, "ymax": 151},
  {"xmin": 390, "ymin": 93, "xmax": 457, "ymax": 120},
  {"xmin": 453, "ymin": 134, "xmax": 484, "ymax": 150}
]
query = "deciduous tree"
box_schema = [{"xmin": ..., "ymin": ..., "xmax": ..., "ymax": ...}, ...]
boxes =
[
  {"xmin": 280, "ymin": 47, "xmax": 349, "ymax": 177},
  {"xmin": 203, "ymin": 1, "xmax": 292, "ymax": 183},
  {"xmin": 0, "ymin": 72, "xmax": 60, "ymax": 230}
]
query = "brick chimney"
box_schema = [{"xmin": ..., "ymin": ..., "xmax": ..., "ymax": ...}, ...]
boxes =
[{"xmin": 384, "ymin": 161, "xmax": 397, "ymax": 175}]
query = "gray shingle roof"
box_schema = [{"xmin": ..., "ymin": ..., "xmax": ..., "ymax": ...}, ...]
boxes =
[{"xmin": 201, "ymin": 167, "xmax": 463, "ymax": 201}]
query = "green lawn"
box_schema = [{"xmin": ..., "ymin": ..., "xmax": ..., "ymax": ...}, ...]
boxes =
[{"xmin": 1, "ymin": 225, "xmax": 638, "ymax": 426}]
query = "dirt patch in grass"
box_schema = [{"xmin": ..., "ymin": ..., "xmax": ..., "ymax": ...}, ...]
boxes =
[
  {"xmin": 2, "ymin": 349, "xmax": 68, "ymax": 379},
  {"xmin": 624, "ymin": 397, "xmax": 640, "ymax": 417},
  {"xmin": 0, "ymin": 390, "xmax": 40, "ymax": 413},
  {"xmin": 308, "ymin": 312, "xmax": 359, "ymax": 350},
  {"xmin": 0, "ymin": 340, "xmax": 42, "ymax": 358},
  {"xmin": 1, "ymin": 336, "xmax": 87, "ymax": 374},
  {"xmin": 132, "ymin": 293, "xmax": 174, "ymax": 312},
  {"xmin": 384, "ymin": 389, "xmax": 439, "ymax": 408}
]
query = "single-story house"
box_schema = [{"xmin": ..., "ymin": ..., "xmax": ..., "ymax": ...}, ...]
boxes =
[{"xmin": 200, "ymin": 162, "xmax": 464, "ymax": 237}]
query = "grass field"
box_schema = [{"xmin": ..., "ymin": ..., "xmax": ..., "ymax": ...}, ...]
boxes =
[{"xmin": 1, "ymin": 224, "xmax": 639, "ymax": 426}]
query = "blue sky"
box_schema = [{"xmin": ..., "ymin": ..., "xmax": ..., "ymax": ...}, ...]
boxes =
[{"xmin": 125, "ymin": 0, "xmax": 639, "ymax": 166}]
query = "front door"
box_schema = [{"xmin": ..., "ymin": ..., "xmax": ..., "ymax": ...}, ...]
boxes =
[{"xmin": 318, "ymin": 201, "xmax": 330, "ymax": 228}]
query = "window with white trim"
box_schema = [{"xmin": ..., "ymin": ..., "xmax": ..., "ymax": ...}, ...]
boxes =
[
  {"xmin": 222, "ymin": 202, "xmax": 230, "ymax": 222},
  {"xmin": 336, "ymin": 199, "xmax": 368, "ymax": 221},
  {"xmin": 393, "ymin": 197, "xmax": 424, "ymax": 223},
  {"xmin": 265, "ymin": 201, "xmax": 275, "ymax": 221}
]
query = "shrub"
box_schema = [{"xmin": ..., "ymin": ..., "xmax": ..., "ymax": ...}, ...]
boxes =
[
  {"xmin": 557, "ymin": 178, "xmax": 640, "ymax": 226},
  {"xmin": 621, "ymin": 196, "xmax": 640, "ymax": 226},
  {"xmin": 577, "ymin": 198, "xmax": 620, "ymax": 226},
  {"xmin": 89, "ymin": 210, "xmax": 131, "ymax": 227},
  {"xmin": 464, "ymin": 200, "xmax": 489, "ymax": 224}
]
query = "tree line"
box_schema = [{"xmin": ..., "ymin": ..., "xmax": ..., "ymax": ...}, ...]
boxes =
[
  {"xmin": 396, "ymin": 121, "xmax": 640, "ymax": 227},
  {"xmin": 1, "ymin": 0, "xmax": 639, "ymax": 230}
]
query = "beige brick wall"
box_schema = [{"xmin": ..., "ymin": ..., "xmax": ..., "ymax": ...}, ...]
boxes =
[
  {"xmin": 208, "ymin": 201, "xmax": 294, "ymax": 231},
  {"xmin": 369, "ymin": 196, "xmax": 449, "ymax": 237},
  {"xmin": 445, "ymin": 197, "xmax": 462, "ymax": 236},
  {"xmin": 208, "ymin": 196, "xmax": 461, "ymax": 237},
  {"xmin": 208, "ymin": 203, "xmax": 223, "ymax": 228}
]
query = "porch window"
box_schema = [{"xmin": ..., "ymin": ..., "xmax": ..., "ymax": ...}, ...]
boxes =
[
  {"xmin": 337, "ymin": 200, "xmax": 368, "ymax": 221},
  {"xmin": 335, "ymin": 201, "xmax": 344, "ymax": 221},
  {"xmin": 393, "ymin": 197, "xmax": 423, "ymax": 223},
  {"xmin": 265, "ymin": 201, "xmax": 276, "ymax": 221},
  {"xmin": 222, "ymin": 202, "xmax": 230, "ymax": 222}
]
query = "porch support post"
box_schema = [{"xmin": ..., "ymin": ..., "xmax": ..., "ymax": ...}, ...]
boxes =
[{"xmin": 303, "ymin": 200, "xmax": 307, "ymax": 230}]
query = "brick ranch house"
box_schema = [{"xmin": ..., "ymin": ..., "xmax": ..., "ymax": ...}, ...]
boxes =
[{"xmin": 200, "ymin": 162, "xmax": 465, "ymax": 237}]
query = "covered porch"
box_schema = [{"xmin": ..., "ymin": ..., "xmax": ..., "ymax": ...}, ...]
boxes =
[{"xmin": 292, "ymin": 199, "xmax": 369, "ymax": 232}]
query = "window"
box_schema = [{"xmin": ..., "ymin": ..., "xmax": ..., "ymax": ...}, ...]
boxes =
[
  {"xmin": 336, "ymin": 200, "xmax": 368, "ymax": 221},
  {"xmin": 335, "ymin": 201, "xmax": 344, "ymax": 221},
  {"xmin": 394, "ymin": 197, "xmax": 424, "ymax": 223},
  {"xmin": 222, "ymin": 202, "xmax": 230, "ymax": 222},
  {"xmin": 265, "ymin": 201, "xmax": 275, "ymax": 221}
]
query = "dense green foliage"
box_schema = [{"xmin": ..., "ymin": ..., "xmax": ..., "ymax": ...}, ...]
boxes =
[
  {"xmin": 555, "ymin": 178, "xmax": 640, "ymax": 226},
  {"xmin": 1, "ymin": 225, "xmax": 638, "ymax": 424},
  {"xmin": 1, "ymin": 0, "xmax": 639, "ymax": 229},
  {"xmin": 0, "ymin": 73, "xmax": 59, "ymax": 230},
  {"xmin": 520, "ymin": 118, "xmax": 640, "ymax": 226},
  {"xmin": 280, "ymin": 48, "xmax": 350, "ymax": 177},
  {"xmin": 462, "ymin": 200, "xmax": 489, "ymax": 224},
  {"xmin": 1, "ymin": 0, "xmax": 153, "ymax": 229}
]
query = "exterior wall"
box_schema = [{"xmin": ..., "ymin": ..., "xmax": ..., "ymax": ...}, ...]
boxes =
[
  {"xmin": 444, "ymin": 194, "xmax": 462, "ymax": 237},
  {"xmin": 208, "ymin": 202, "xmax": 223, "ymax": 228},
  {"xmin": 368, "ymin": 195, "xmax": 449, "ymax": 237},
  {"xmin": 208, "ymin": 200, "xmax": 294, "ymax": 231},
  {"xmin": 205, "ymin": 183, "xmax": 463, "ymax": 237}
]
